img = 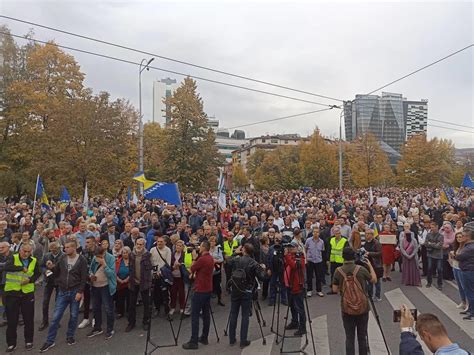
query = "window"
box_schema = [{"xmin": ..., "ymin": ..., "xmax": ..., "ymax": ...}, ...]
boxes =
[
  {"xmin": 285, "ymin": 140, "xmax": 289, "ymax": 144},
  {"xmin": 262, "ymin": 139, "xmax": 266, "ymax": 143},
  {"xmin": 271, "ymin": 139, "xmax": 278, "ymax": 143}
]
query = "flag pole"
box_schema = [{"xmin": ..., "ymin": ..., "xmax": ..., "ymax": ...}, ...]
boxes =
[{"xmin": 32, "ymin": 174, "xmax": 40, "ymax": 219}]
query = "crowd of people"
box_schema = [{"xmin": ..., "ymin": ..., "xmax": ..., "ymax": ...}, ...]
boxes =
[{"xmin": 0, "ymin": 187, "xmax": 473, "ymax": 353}]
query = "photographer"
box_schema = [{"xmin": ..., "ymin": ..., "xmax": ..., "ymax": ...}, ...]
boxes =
[
  {"xmin": 398, "ymin": 305, "xmax": 469, "ymax": 354},
  {"xmin": 283, "ymin": 241, "xmax": 307, "ymax": 336},
  {"xmin": 267, "ymin": 233, "xmax": 288, "ymax": 306},
  {"xmin": 227, "ymin": 243, "xmax": 266, "ymax": 348},
  {"xmin": 363, "ymin": 229, "xmax": 383, "ymax": 301},
  {"xmin": 332, "ymin": 247, "xmax": 376, "ymax": 355}
]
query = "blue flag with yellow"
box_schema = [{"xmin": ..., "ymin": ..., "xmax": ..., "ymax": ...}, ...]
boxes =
[
  {"xmin": 36, "ymin": 176, "xmax": 50, "ymax": 209},
  {"xmin": 133, "ymin": 172, "xmax": 181, "ymax": 206}
]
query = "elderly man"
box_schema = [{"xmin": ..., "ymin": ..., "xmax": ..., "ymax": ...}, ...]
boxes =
[
  {"xmin": 0, "ymin": 241, "xmax": 12, "ymax": 327},
  {"xmin": 327, "ymin": 226, "xmax": 347, "ymax": 295},
  {"xmin": 123, "ymin": 227, "xmax": 143, "ymax": 250}
]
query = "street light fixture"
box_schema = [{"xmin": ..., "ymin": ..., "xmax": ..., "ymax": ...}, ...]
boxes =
[{"xmin": 138, "ymin": 57, "xmax": 155, "ymax": 194}]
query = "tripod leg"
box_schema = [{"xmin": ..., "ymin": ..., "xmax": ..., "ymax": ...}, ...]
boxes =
[
  {"xmin": 175, "ymin": 283, "xmax": 192, "ymax": 343},
  {"xmin": 255, "ymin": 299, "xmax": 266, "ymax": 326},
  {"xmin": 303, "ymin": 294, "xmax": 316, "ymax": 355},
  {"xmin": 223, "ymin": 309, "xmax": 231, "ymax": 336},
  {"xmin": 209, "ymin": 304, "xmax": 220, "ymax": 343},
  {"xmin": 253, "ymin": 301, "xmax": 266, "ymax": 345},
  {"xmin": 279, "ymin": 299, "xmax": 291, "ymax": 353},
  {"xmin": 145, "ymin": 287, "xmax": 154, "ymax": 355}
]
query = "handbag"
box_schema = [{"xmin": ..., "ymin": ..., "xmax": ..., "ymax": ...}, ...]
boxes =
[
  {"xmin": 156, "ymin": 247, "xmax": 174, "ymax": 285},
  {"xmin": 393, "ymin": 248, "xmax": 401, "ymax": 261}
]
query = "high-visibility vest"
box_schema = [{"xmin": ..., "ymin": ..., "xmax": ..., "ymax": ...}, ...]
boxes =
[
  {"xmin": 330, "ymin": 237, "xmax": 347, "ymax": 264},
  {"xmin": 4, "ymin": 254, "xmax": 37, "ymax": 294},
  {"xmin": 223, "ymin": 239, "xmax": 238, "ymax": 257},
  {"xmin": 184, "ymin": 249, "xmax": 193, "ymax": 270}
]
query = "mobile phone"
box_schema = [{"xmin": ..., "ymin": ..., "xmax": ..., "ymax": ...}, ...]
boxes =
[{"xmin": 393, "ymin": 309, "xmax": 417, "ymax": 322}]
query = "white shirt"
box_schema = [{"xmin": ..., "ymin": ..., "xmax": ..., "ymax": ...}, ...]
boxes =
[{"xmin": 150, "ymin": 245, "xmax": 171, "ymax": 269}]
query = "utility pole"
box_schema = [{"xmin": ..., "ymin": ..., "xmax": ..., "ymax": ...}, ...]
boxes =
[{"xmin": 339, "ymin": 110, "xmax": 344, "ymax": 190}]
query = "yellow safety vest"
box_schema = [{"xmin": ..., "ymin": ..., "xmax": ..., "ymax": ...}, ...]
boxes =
[
  {"xmin": 184, "ymin": 249, "xmax": 193, "ymax": 270},
  {"xmin": 4, "ymin": 254, "xmax": 37, "ymax": 294},
  {"xmin": 223, "ymin": 239, "xmax": 238, "ymax": 257},
  {"xmin": 330, "ymin": 237, "xmax": 347, "ymax": 264}
]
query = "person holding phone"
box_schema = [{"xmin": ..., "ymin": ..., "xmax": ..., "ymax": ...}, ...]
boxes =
[{"xmin": 398, "ymin": 304, "xmax": 469, "ymax": 354}]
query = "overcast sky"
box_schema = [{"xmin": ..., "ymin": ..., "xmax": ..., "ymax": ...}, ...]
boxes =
[{"xmin": 2, "ymin": 0, "xmax": 473, "ymax": 147}]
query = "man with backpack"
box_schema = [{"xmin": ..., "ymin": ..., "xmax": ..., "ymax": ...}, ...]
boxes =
[
  {"xmin": 332, "ymin": 247, "xmax": 377, "ymax": 355},
  {"xmin": 227, "ymin": 243, "xmax": 266, "ymax": 348}
]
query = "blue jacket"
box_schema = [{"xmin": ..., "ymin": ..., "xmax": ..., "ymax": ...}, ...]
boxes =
[
  {"xmin": 89, "ymin": 252, "xmax": 117, "ymax": 296},
  {"xmin": 400, "ymin": 332, "xmax": 469, "ymax": 355},
  {"xmin": 146, "ymin": 228, "xmax": 157, "ymax": 251}
]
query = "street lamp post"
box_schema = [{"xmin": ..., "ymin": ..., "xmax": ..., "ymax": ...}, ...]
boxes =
[
  {"xmin": 339, "ymin": 110, "xmax": 344, "ymax": 190},
  {"xmin": 138, "ymin": 57, "xmax": 155, "ymax": 194}
]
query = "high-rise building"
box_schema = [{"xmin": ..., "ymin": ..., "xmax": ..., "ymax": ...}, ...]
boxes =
[
  {"xmin": 404, "ymin": 99, "xmax": 428, "ymax": 139},
  {"xmin": 344, "ymin": 92, "xmax": 427, "ymax": 163},
  {"xmin": 153, "ymin": 77, "xmax": 178, "ymax": 125}
]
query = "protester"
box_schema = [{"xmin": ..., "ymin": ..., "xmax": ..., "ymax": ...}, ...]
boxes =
[
  {"xmin": 399, "ymin": 223, "xmax": 421, "ymax": 287},
  {"xmin": 78, "ymin": 236, "xmax": 97, "ymax": 329},
  {"xmin": 327, "ymin": 226, "xmax": 347, "ymax": 295},
  {"xmin": 305, "ymin": 227, "xmax": 325, "ymax": 297},
  {"xmin": 455, "ymin": 222, "xmax": 474, "ymax": 321},
  {"xmin": 425, "ymin": 221, "xmax": 444, "ymax": 290},
  {"xmin": 182, "ymin": 240, "xmax": 214, "ymax": 350},
  {"xmin": 39, "ymin": 240, "xmax": 88, "ymax": 352},
  {"xmin": 169, "ymin": 240, "xmax": 186, "ymax": 315},
  {"xmin": 332, "ymin": 247, "xmax": 377, "ymax": 355},
  {"xmin": 364, "ymin": 229, "xmax": 383, "ymax": 300},
  {"xmin": 209, "ymin": 235, "xmax": 225, "ymax": 306},
  {"xmin": 399, "ymin": 305, "xmax": 469, "ymax": 354},
  {"xmin": 150, "ymin": 234, "xmax": 172, "ymax": 317},
  {"xmin": 115, "ymin": 246, "xmax": 131, "ymax": 319}
]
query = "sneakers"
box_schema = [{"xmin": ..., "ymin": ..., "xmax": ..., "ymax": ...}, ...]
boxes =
[
  {"xmin": 375, "ymin": 297, "xmax": 382, "ymax": 302},
  {"xmin": 67, "ymin": 337, "xmax": 76, "ymax": 345},
  {"xmin": 105, "ymin": 330, "xmax": 115, "ymax": 340},
  {"xmin": 86, "ymin": 329, "xmax": 103, "ymax": 338},
  {"xmin": 426, "ymin": 283, "xmax": 432, "ymax": 288},
  {"xmin": 78, "ymin": 319, "xmax": 90, "ymax": 329},
  {"xmin": 169, "ymin": 308, "xmax": 176, "ymax": 316},
  {"xmin": 6, "ymin": 345, "xmax": 16, "ymax": 353},
  {"xmin": 460, "ymin": 310, "xmax": 469, "ymax": 315},
  {"xmin": 182, "ymin": 341, "xmax": 198, "ymax": 350},
  {"xmin": 39, "ymin": 343, "xmax": 55, "ymax": 353},
  {"xmin": 125, "ymin": 324, "xmax": 135, "ymax": 333},
  {"xmin": 456, "ymin": 302, "xmax": 466, "ymax": 309},
  {"xmin": 317, "ymin": 292, "xmax": 324, "ymax": 297},
  {"xmin": 285, "ymin": 322, "xmax": 298, "ymax": 330},
  {"xmin": 306, "ymin": 291, "xmax": 312, "ymax": 297},
  {"xmin": 25, "ymin": 343, "xmax": 33, "ymax": 351}
]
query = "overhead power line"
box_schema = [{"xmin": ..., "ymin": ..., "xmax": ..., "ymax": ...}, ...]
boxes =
[
  {"xmin": 365, "ymin": 44, "xmax": 473, "ymax": 96},
  {"xmin": 224, "ymin": 107, "xmax": 334, "ymax": 130},
  {"xmin": 3, "ymin": 32, "xmax": 334, "ymax": 108},
  {"xmin": 428, "ymin": 124, "xmax": 474, "ymax": 134},
  {"xmin": 429, "ymin": 118, "xmax": 474, "ymax": 130},
  {"xmin": 0, "ymin": 14, "xmax": 343, "ymax": 102}
]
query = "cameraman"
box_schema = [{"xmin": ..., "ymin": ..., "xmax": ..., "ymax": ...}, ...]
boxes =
[
  {"xmin": 227, "ymin": 243, "xmax": 266, "ymax": 348},
  {"xmin": 332, "ymin": 247, "xmax": 376, "ymax": 355},
  {"xmin": 267, "ymin": 233, "xmax": 288, "ymax": 306},
  {"xmin": 284, "ymin": 241, "xmax": 307, "ymax": 336},
  {"xmin": 363, "ymin": 229, "xmax": 383, "ymax": 301}
]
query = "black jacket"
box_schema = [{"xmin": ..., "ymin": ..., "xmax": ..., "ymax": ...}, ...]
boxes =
[
  {"xmin": 228, "ymin": 254, "xmax": 265, "ymax": 299},
  {"xmin": 51, "ymin": 254, "xmax": 88, "ymax": 292},
  {"xmin": 41, "ymin": 251, "xmax": 64, "ymax": 286}
]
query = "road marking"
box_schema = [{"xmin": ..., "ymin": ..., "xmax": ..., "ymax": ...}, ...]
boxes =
[
  {"xmin": 385, "ymin": 288, "xmax": 431, "ymax": 354},
  {"xmin": 368, "ymin": 311, "xmax": 389, "ymax": 354},
  {"xmin": 242, "ymin": 333, "xmax": 275, "ymax": 355},
  {"xmin": 303, "ymin": 315, "xmax": 330, "ymax": 355},
  {"xmin": 446, "ymin": 280, "xmax": 459, "ymax": 290},
  {"xmin": 419, "ymin": 279, "xmax": 474, "ymax": 339}
]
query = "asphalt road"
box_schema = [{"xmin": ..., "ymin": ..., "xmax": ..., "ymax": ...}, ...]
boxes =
[{"xmin": 2, "ymin": 271, "xmax": 473, "ymax": 354}]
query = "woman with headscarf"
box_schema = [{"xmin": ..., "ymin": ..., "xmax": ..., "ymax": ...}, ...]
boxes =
[
  {"xmin": 112, "ymin": 239, "xmax": 124, "ymax": 258},
  {"xmin": 399, "ymin": 223, "xmax": 421, "ymax": 286},
  {"xmin": 441, "ymin": 222, "xmax": 455, "ymax": 281}
]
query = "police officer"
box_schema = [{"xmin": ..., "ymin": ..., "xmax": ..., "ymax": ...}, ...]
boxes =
[
  {"xmin": 4, "ymin": 244, "xmax": 41, "ymax": 352},
  {"xmin": 227, "ymin": 243, "xmax": 266, "ymax": 348}
]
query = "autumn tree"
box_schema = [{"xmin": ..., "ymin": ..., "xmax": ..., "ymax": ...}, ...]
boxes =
[
  {"xmin": 397, "ymin": 134, "xmax": 455, "ymax": 187},
  {"xmin": 346, "ymin": 133, "xmax": 393, "ymax": 187},
  {"xmin": 160, "ymin": 77, "xmax": 223, "ymax": 191},
  {"xmin": 299, "ymin": 130, "xmax": 338, "ymax": 188},
  {"xmin": 232, "ymin": 164, "xmax": 249, "ymax": 190},
  {"xmin": 143, "ymin": 122, "xmax": 165, "ymax": 180},
  {"xmin": 246, "ymin": 149, "xmax": 266, "ymax": 182}
]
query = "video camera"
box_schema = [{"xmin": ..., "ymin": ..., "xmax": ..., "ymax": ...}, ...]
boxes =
[
  {"xmin": 186, "ymin": 242, "xmax": 200, "ymax": 254},
  {"xmin": 355, "ymin": 247, "xmax": 368, "ymax": 264}
]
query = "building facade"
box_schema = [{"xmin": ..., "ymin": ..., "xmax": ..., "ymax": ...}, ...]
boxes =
[
  {"xmin": 153, "ymin": 77, "xmax": 178, "ymax": 125},
  {"xmin": 404, "ymin": 100, "xmax": 428, "ymax": 139}
]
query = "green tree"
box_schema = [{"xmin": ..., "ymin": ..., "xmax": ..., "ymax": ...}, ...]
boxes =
[
  {"xmin": 232, "ymin": 164, "xmax": 249, "ymax": 190},
  {"xmin": 246, "ymin": 149, "xmax": 266, "ymax": 182},
  {"xmin": 143, "ymin": 122, "xmax": 165, "ymax": 180},
  {"xmin": 160, "ymin": 77, "xmax": 223, "ymax": 191}
]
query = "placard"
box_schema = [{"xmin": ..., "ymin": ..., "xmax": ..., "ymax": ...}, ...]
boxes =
[
  {"xmin": 376, "ymin": 197, "xmax": 390, "ymax": 207},
  {"xmin": 379, "ymin": 234, "xmax": 397, "ymax": 245}
]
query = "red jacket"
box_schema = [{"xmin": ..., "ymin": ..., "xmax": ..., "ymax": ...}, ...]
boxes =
[{"xmin": 284, "ymin": 254, "xmax": 306, "ymax": 294}]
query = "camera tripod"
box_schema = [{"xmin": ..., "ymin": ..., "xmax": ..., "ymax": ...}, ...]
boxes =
[
  {"xmin": 223, "ymin": 290, "xmax": 267, "ymax": 345},
  {"xmin": 175, "ymin": 281, "xmax": 220, "ymax": 344},
  {"xmin": 144, "ymin": 283, "xmax": 178, "ymax": 355}
]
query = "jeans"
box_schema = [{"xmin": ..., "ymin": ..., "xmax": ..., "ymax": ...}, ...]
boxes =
[
  {"xmin": 461, "ymin": 270, "xmax": 474, "ymax": 316},
  {"xmin": 427, "ymin": 257, "xmax": 443, "ymax": 287},
  {"xmin": 342, "ymin": 312, "xmax": 369, "ymax": 355},
  {"xmin": 42, "ymin": 284, "xmax": 58, "ymax": 322},
  {"xmin": 229, "ymin": 293, "xmax": 252, "ymax": 343},
  {"xmin": 453, "ymin": 268, "xmax": 466, "ymax": 303},
  {"xmin": 91, "ymin": 286, "xmax": 114, "ymax": 333},
  {"xmin": 288, "ymin": 290, "xmax": 306, "ymax": 331},
  {"xmin": 46, "ymin": 289, "xmax": 80, "ymax": 343},
  {"xmin": 367, "ymin": 278, "xmax": 381, "ymax": 299},
  {"xmin": 269, "ymin": 273, "xmax": 287, "ymax": 304},
  {"xmin": 83, "ymin": 283, "xmax": 91, "ymax": 320},
  {"xmin": 5, "ymin": 293, "xmax": 35, "ymax": 347},
  {"xmin": 190, "ymin": 292, "xmax": 211, "ymax": 344},
  {"xmin": 306, "ymin": 261, "xmax": 324, "ymax": 292},
  {"xmin": 128, "ymin": 286, "xmax": 150, "ymax": 326}
]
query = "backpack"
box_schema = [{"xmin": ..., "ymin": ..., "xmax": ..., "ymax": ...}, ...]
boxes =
[
  {"xmin": 230, "ymin": 258, "xmax": 251, "ymax": 294},
  {"xmin": 337, "ymin": 265, "xmax": 368, "ymax": 315}
]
